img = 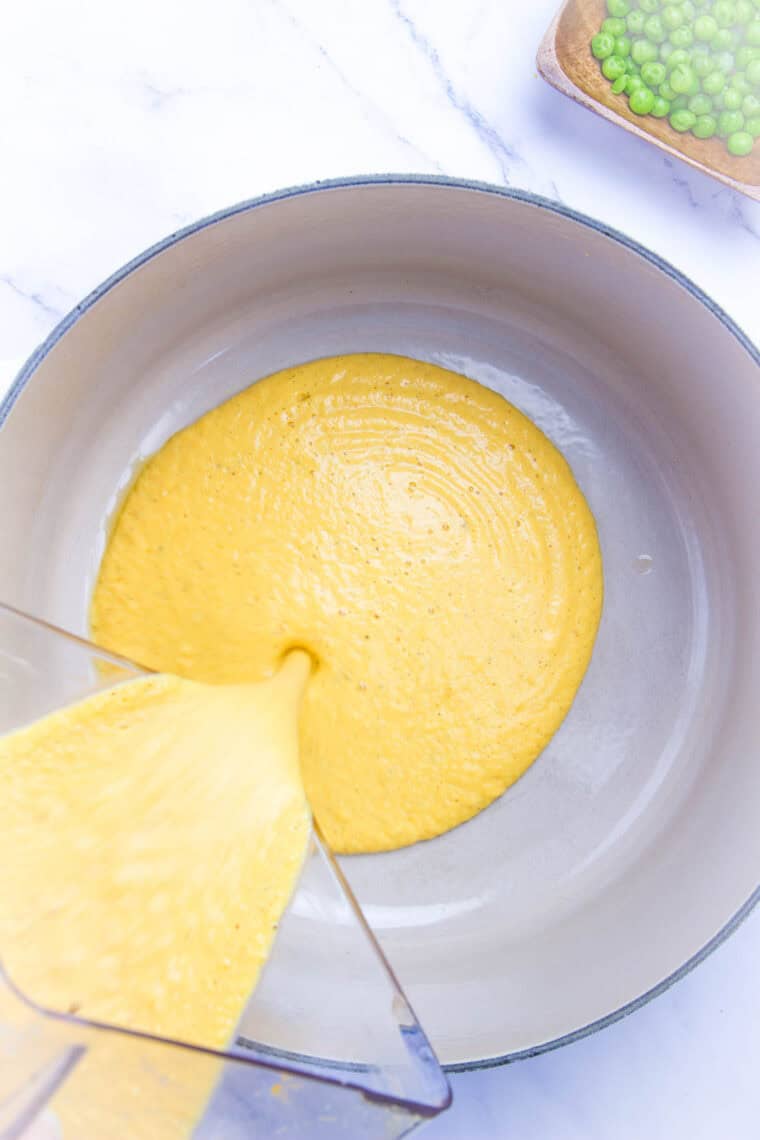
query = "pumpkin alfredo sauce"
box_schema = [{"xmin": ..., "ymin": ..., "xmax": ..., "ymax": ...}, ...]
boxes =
[
  {"xmin": 0, "ymin": 654, "xmax": 311, "ymax": 1043},
  {"xmin": 0, "ymin": 654, "xmax": 311, "ymax": 1136},
  {"xmin": 0, "ymin": 353, "xmax": 601, "ymax": 1134},
  {"xmin": 92, "ymin": 353, "xmax": 603, "ymax": 854}
]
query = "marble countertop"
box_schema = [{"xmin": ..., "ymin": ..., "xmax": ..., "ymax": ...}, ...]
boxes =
[{"xmin": 2, "ymin": 1, "xmax": 758, "ymax": 1137}]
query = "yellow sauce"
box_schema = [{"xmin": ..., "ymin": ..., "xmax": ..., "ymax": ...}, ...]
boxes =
[
  {"xmin": 0, "ymin": 654, "xmax": 311, "ymax": 1136},
  {"xmin": 0, "ymin": 353, "xmax": 602, "ymax": 1134},
  {"xmin": 0, "ymin": 652, "xmax": 311, "ymax": 1044},
  {"xmin": 92, "ymin": 353, "xmax": 603, "ymax": 853}
]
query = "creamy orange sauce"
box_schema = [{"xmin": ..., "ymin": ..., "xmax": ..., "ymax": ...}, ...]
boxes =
[
  {"xmin": 0, "ymin": 654, "xmax": 311, "ymax": 1137},
  {"xmin": 0, "ymin": 353, "xmax": 602, "ymax": 1135},
  {"xmin": 0, "ymin": 653, "xmax": 311, "ymax": 1044},
  {"xmin": 92, "ymin": 353, "xmax": 603, "ymax": 853}
]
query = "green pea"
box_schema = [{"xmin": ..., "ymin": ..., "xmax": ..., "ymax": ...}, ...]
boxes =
[
  {"xmin": 688, "ymin": 92, "xmax": 714, "ymax": 113},
  {"xmin": 712, "ymin": 28, "xmax": 737, "ymax": 51},
  {"xmin": 718, "ymin": 108, "xmax": 745, "ymax": 133},
  {"xmin": 670, "ymin": 24, "xmax": 695, "ymax": 46},
  {"xmin": 692, "ymin": 48, "xmax": 714, "ymax": 75},
  {"xmin": 693, "ymin": 12, "xmax": 718, "ymax": 37},
  {"xmin": 666, "ymin": 47, "xmax": 692, "ymax": 69},
  {"xmin": 602, "ymin": 53, "xmax": 629, "ymax": 78},
  {"xmin": 730, "ymin": 72, "xmax": 752, "ymax": 95},
  {"xmin": 670, "ymin": 62, "xmax": 697, "ymax": 90},
  {"xmin": 729, "ymin": 68, "xmax": 756, "ymax": 88},
  {"xmin": 642, "ymin": 60, "xmax": 668, "ymax": 84},
  {"xmin": 602, "ymin": 16, "xmax": 628, "ymax": 34},
  {"xmin": 692, "ymin": 111, "xmax": 718, "ymax": 134},
  {"xmin": 713, "ymin": 50, "xmax": 735, "ymax": 73},
  {"xmin": 645, "ymin": 13, "xmax": 668, "ymax": 39},
  {"xmin": 662, "ymin": 3, "xmax": 685, "ymax": 26},
  {"xmin": 591, "ymin": 0, "xmax": 760, "ymax": 152},
  {"xmin": 630, "ymin": 86, "xmax": 657, "ymax": 112},
  {"xmin": 592, "ymin": 31, "xmax": 616, "ymax": 58},
  {"xmin": 736, "ymin": 45, "xmax": 760, "ymax": 70},
  {"xmin": 703, "ymin": 69, "xmax": 727, "ymax": 93},
  {"xmin": 632, "ymin": 37, "xmax": 660, "ymax": 62},
  {"xmin": 670, "ymin": 107, "xmax": 697, "ymax": 128},
  {"xmin": 726, "ymin": 129, "xmax": 754, "ymax": 152},
  {"xmin": 712, "ymin": 0, "xmax": 736, "ymax": 24}
]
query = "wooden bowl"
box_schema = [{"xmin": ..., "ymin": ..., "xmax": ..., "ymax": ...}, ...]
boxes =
[{"xmin": 538, "ymin": 0, "xmax": 760, "ymax": 202}]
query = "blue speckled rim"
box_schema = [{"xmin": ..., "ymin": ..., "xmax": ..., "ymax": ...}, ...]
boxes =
[{"xmin": 2, "ymin": 175, "xmax": 758, "ymax": 1073}]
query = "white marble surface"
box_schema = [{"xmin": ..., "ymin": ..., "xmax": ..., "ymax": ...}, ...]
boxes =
[{"xmin": 1, "ymin": 1, "xmax": 758, "ymax": 1137}]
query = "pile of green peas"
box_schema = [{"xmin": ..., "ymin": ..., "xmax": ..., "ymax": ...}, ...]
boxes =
[{"xmin": 591, "ymin": 0, "xmax": 760, "ymax": 156}]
